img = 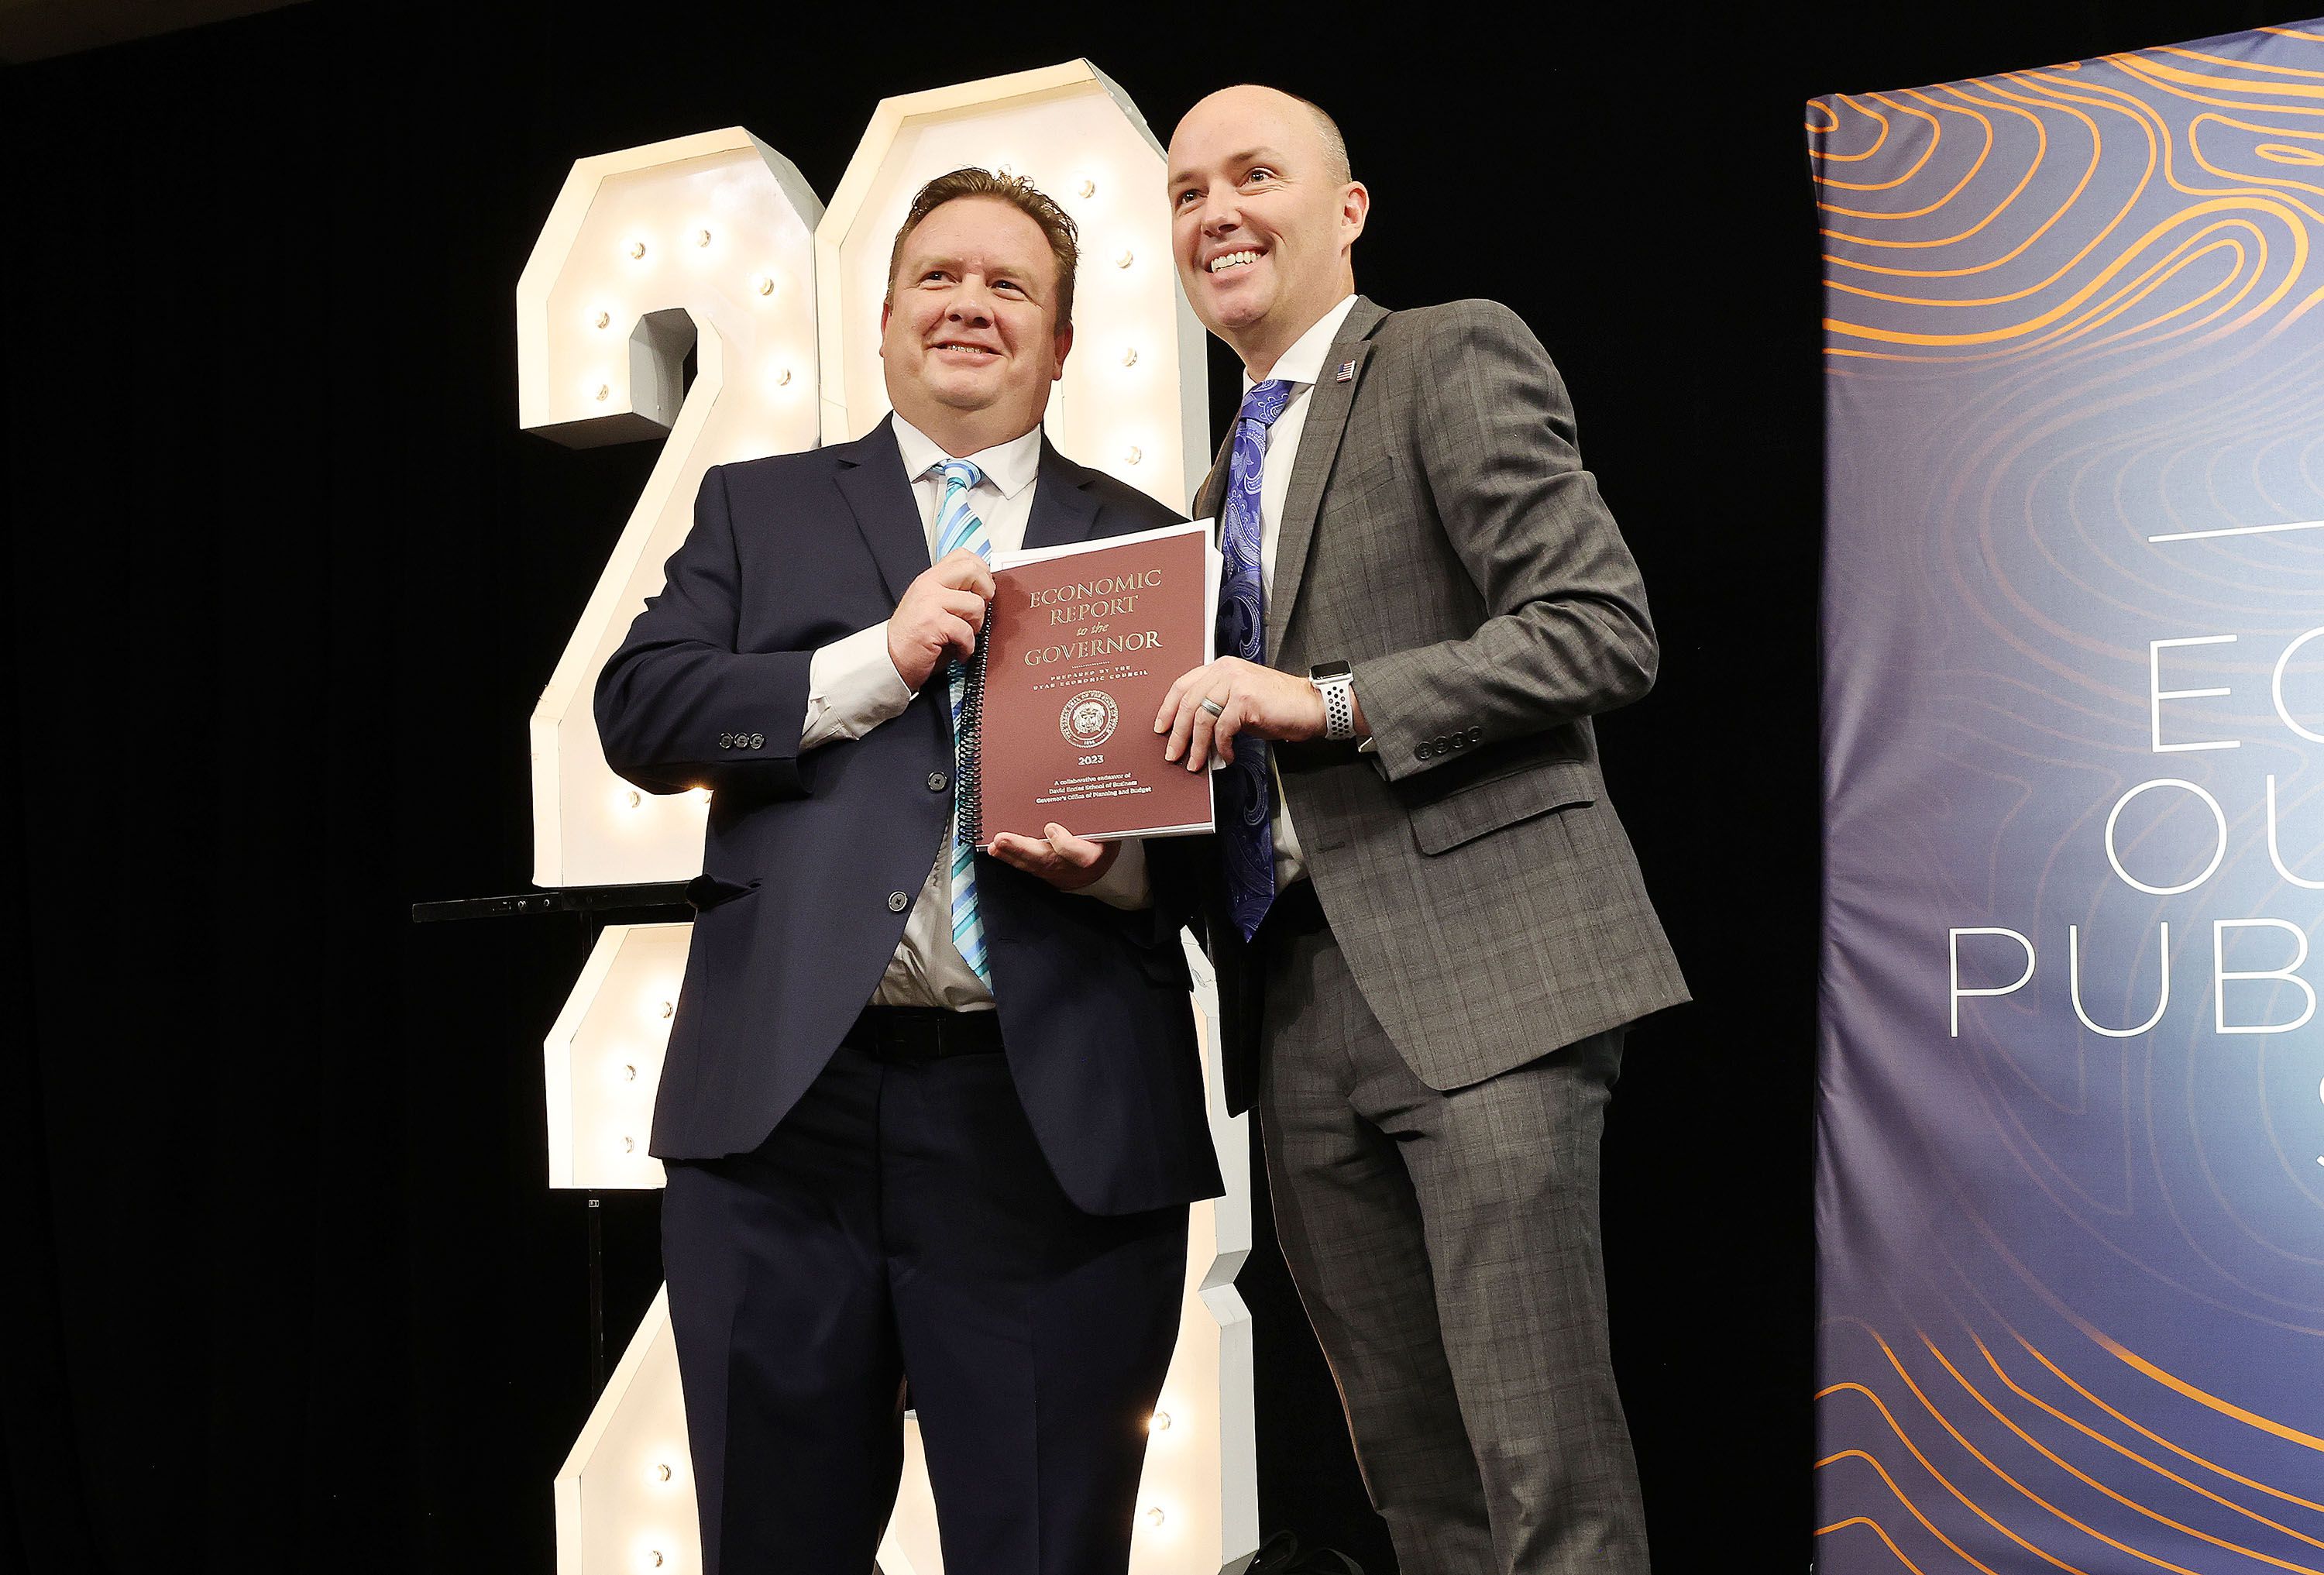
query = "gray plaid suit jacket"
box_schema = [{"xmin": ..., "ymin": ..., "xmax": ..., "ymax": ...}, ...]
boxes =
[{"xmin": 1193, "ymin": 296, "xmax": 1690, "ymax": 1113}]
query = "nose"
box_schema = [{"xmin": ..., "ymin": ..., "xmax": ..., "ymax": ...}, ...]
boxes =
[
  {"xmin": 945, "ymin": 273, "xmax": 996, "ymax": 325},
  {"xmin": 1201, "ymin": 196, "xmax": 1240, "ymax": 239}
]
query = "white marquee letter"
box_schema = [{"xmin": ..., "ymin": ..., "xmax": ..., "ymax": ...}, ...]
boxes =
[
  {"xmin": 2266, "ymin": 775, "xmax": 2324, "ymax": 890},
  {"xmin": 1951, "ymin": 927, "xmax": 2037, "ymax": 1036},
  {"xmin": 2212, "ymin": 919, "xmax": 2318, "ymax": 1035}
]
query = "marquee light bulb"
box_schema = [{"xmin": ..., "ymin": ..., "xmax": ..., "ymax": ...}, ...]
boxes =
[
  {"xmin": 624, "ymin": 1064, "xmax": 638, "ymax": 1082},
  {"xmin": 1079, "ymin": 177, "xmax": 1096, "ymax": 198},
  {"xmin": 596, "ymin": 384, "xmax": 610, "ymax": 402},
  {"xmin": 1122, "ymin": 347, "xmax": 1138, "ymax": 367},
  {"xmin": 1148, "ymin": 1410, "xmax": 1171, "ymax": 1432},
  {"xmin": 755, "ymin": 275, "xmax": 775, "ymax": 297},
  {"xmin": 1145, "ymin": 1506, "xmax": 1166, "ymax": 1529},
  {"xmin": 696, "ymin": 229, "xmax": 712, "ymax": 246},
  {"xmin": 629, "ymin": 240, "xmax": 647, "ymax": 260},
  {"xmin": 595, "ymin": 311, "xmax": 611, "ymax": 330},
  {"xmin": 1116, "ymin": 249, "xmax": 1134, "ymax": 270},
  {"xmin": 645, "ymin": 1553, "xmax": 663, "ymax": 1570},
  {"xmin": 775, "ymin": 368, "xmax": 793, "ymax": 387},
  {"xmin": 622, "ymin": 1137, "xmax": 636, "ymax": 1153},
  {"xmin": 1124, "ymin": 445, "xmax": 1143, "ymax": 466},
  {"xmin": 625, "ymin": 788, "xmax": 642, "ymax": 809},
  {"xmin": 660, "ymin": 999, "xmax": 675, "ymax": 1019}
]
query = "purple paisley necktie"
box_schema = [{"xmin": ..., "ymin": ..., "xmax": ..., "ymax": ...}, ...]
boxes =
[{"xmin": 1219, "ymin": 378, "xmax": 1294, "ymax": 941}]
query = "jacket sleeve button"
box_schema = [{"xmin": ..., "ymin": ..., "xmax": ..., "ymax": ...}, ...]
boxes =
[
  {"xmin": 927, "ymin": 771, "xmax": 950, "ymax": 793},
  {"xmin": 1468, "ymin": 725, "xmax": 1482, "ymax": 743},
  {"xmin": 717, "ymin": 734, "xmax": 733, "ymax": 749},
  {"xmin": 748, "ymin": 732, "xmax": 765, "ymax": 749},
  {"xmin": 886, "ymin": 890, "xmax": 910, "ymax": 913}
]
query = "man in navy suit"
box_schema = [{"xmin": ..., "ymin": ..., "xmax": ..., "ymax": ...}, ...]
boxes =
[{"xmin": 595, "ymin": 169, "xmax": 1222, "ymax": 1575}]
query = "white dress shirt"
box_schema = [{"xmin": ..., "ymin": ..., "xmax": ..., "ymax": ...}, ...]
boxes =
[
  {"xmin": 1244, "ymin": 293, "xmax": 1360, "ymax": 889},
  {"xmin": 798, "ymin": 414, "xmax": 1147, "ymax": 1012}
]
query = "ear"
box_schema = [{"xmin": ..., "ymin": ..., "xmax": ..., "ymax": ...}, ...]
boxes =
[
  {"xmin": 1340, "ymin": 181, "xmax": 1370, "ymax": 253},
  {"xmin": 1051, "ymin": 322, "xmax": 1074, "ymax": 380}
]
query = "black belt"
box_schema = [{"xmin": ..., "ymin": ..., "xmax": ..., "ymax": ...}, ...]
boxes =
[{"xmin": 844, "ymin": 1005, "xmax": 1005, "ymax": 1063}]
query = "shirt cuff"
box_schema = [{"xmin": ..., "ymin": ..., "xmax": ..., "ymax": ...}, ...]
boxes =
[
  {"xmin": 1075, "ymin": 836, "xmax": 1150, "ymax": 910},
  {"xmin": 803, "ymin": 623, "xmax": 914, "ymax": 748}
]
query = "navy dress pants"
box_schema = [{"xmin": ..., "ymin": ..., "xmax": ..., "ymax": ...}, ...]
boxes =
[{"xmin": 661, "ymin": 1039, "xmax": 1188, "ymax": 1575}]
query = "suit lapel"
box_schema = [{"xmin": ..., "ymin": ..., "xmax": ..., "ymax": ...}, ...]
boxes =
[
  {"xmin": 1194, "ymin": 422, "xmax": 1234, "ymax": 522},
  {"xmin": 1266, "ymin": 297, "xmax": 1388, "ymax": 660},
  {"xmin": 1022, "ymin": 439, "xmax": 1103, "ymax": 551},
  {"xmin": 833, "ymin": 416, "xmax": 930, "ymax": 606}
]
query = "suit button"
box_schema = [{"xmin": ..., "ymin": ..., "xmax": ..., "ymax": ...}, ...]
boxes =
[
  {"xmin": 717, "ymin": 734, "xmax": 733, "ymax": 749},
  {"xmin": 886, "ymin": 891, "xmax": 910, "ymax": 913},
  {"xmin": 1467, "ymin": 725, "xmax": 1482, "ymax": 743},
  {"xmin": 927, "ymin": 771, "xmax": 950, "ymax": 793},
  {"xmin": 1434, "ymin": 734, "xmax": 1449, "ymax": 750},
  {"xmin": 748, "ymin": 732, "xmax": 765, "ymax": 748},
  {"xmin": 1416, "ymin": 744, "xmax": 1434, "ymax": 760}
]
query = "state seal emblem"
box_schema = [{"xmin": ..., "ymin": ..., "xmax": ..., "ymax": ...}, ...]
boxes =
[{"xmin": 1061, "ymin": 689, "xmax": 1120, "ymax": 748}]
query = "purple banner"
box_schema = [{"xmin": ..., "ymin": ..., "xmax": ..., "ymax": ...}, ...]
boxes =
[{"xmin": 1813, "ymin": 22, "xmax": 2324, "ymax": 1573}]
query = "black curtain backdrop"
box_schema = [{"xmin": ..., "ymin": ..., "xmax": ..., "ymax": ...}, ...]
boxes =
[{"xmin": 0, "ymin": 2, "xmax": 2285, "ymax": 1570}]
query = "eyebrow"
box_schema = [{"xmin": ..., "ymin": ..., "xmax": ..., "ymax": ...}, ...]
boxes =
[{"xmin": 1170, "ymin": 146, "xmax": 1287, "ymax": 187}]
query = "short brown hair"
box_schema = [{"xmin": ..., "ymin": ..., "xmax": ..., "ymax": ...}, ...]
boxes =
[{"xmin": 884, "ymin": 168, "xmax": 1081, "ymax": 328}]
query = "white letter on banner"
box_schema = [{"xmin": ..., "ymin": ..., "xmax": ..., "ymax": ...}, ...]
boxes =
[
  {"xmin": 2274, "ymin": 627, "xmax": 2324, "ymax": 744},
  {"xmin": 2212, "ymin": 919, "xmax": 2318, "ymax": 1036},
  {"xmin": 2266, "ymin": 775, "xmax": 2324, "ymax": 890},
  {"xmin": 2151, "ymin": 635, "xmax": 2239, "ymax": 752},
  {"xmin": 2106, "ymin": 779, "xmax": 2229, "ymax": 896},
  {"xmin": 2068, "ymin": 923, "xmax": 2171, "ymax": 1038},
  {"xmin": 1951, "ymin": 928, "xmax": 2037, "ymax": 1037}
]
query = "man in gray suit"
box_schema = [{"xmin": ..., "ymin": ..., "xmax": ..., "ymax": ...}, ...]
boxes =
[{"xmin": 1155, "ymin": 86, "xmax": 1689, "ymax": 1573}]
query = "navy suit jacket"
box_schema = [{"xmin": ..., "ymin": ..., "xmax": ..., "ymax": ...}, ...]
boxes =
[{"xmin": 594, "ymin": 417, "xmax": 1224, "ymax": 1217}]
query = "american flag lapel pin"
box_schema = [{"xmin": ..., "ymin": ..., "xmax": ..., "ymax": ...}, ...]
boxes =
[{"xmin": 1336, "ymin": 359, "xmax": 1356, "ymax": 383}]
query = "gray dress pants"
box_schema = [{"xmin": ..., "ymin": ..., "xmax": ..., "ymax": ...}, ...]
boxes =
[{"xmin": 1257, "ymin": 919, "xmax": 1648, "ymax": 1574}]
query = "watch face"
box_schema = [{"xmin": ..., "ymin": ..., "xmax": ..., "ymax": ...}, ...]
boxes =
[{"xmin": 1310, "ymin": 660, "xmax": 1353, "ymax": 680}]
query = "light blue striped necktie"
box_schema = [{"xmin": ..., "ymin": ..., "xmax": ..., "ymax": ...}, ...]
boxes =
[{"xmin": 933, "ymin": 457, "xmax": 992, "ymax": 986}]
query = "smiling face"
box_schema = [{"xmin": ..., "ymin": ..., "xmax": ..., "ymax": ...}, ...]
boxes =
[
  {"xmin": 880, "ymin": 195, "xmax": 1072, "ymax": 452},
  {"xmin": 1168, "ymin": 86, "xmax": 1367, "ymax": 375}
]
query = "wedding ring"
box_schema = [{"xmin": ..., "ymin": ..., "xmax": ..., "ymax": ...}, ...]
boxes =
[{"xmin": 1198, "ymin": 698, "xmax": 1226, "ymax": 717}]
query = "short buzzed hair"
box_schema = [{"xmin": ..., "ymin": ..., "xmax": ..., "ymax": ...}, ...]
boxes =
[
  {"xmin": 883, "ymin": 167, "xmax": 1081, "ymax": 328},
  {"xmin": 1285, "ymin": 91, "xmax": 1353, "ymax": 184}
]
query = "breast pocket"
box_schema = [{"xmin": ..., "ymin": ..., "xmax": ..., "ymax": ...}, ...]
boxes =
[{"xmin": 1404, "ymin": 756, "xmax": 1597, "ymax": 855}]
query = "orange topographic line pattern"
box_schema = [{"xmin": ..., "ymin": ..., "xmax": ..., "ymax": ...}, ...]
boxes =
[
  {"xmin": 2193, "ymin": 114, "xmax": 2324, "ymax": 198},
  {"xmin": 1814, "ymin": 95, "xmax": 1893, "ymax": 162},
  {"xmin": 2111, "ymin": 54, "xmax": 2324, "ymax": 122},
  {"xmin": 1818, "ymin": 1375, "xmax": 2091, "ymax": 1573},
  {"xmin": 1817, "ymin": 1515, "xmax": 1939, "ymax": 1573},
  {"xmin": 1817, "ymin": 1444, "xmax": 2006, "ymax": 1574},
  {"xmin": 2159, "ymin": 46, "xmax": 2324, "ymax": 80},
  {"xmin": 1817, "ymin": 93, "xmax": 1942, "ymax": 193},
  {"xmin": 1827, "ymin": 197, "xmax": 2297, "ymax": 344},
  {"xmin": 2261, "ymin": 26, "xmax": 2324, "ymax": 43},
  {"xmin": 1824, "ymin": 76, "xmax": 2116, "ymax": 268},
  {"xmin": 1866, "ymin": 1329, "xmax": 2208, "ymax": 1575},
  {"xmin": 1978, "ymin": 1335, "xmax": 2324, "ymax": 1550},
  {"xmin": 1922, "ymin": 1334, "xmax": 2324, "ymax": 1573},
  {"xmin": 2076, "ymin": 1319, "xmax": 2324, "ymax": 1456},
  {"xmin": 2119, "ymin": 52, "xmax": 2324, "ymax": 100},
  {"xmin": 2058, "ymin": 67, "xmax": 2324, "ymax": 223},
  {"xmin": 2011, "ymin": 1333, "xmax": 2324, "ymax": 1515},
  {"xmin": 1820, "ymin": 88, "xmax": 2000, "ymax": 220}
]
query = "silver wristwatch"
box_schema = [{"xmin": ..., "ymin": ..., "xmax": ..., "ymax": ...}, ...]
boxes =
[{"xmin": 1310, "ymin": 660, "xmax": 1359, "ymax": 742}]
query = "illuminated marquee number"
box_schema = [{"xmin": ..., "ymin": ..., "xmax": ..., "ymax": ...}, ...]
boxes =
[{"xmin": 521, "ymin": 63, "xmax": 1252, "ymax": 1575}]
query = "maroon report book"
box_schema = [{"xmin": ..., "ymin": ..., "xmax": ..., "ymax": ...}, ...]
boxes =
[{"xmin": 964, "ymin": 521, "xmax": 1220, "ymax": 846}]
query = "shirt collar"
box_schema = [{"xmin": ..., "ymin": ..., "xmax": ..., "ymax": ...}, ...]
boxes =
[
  {"xmin": 1244, "ymin": 294, "xmax": 1360, "ymax": 393},
  {"xmin": 891, "ymin": 412, "xmax": 1043, "ymax": 500}
]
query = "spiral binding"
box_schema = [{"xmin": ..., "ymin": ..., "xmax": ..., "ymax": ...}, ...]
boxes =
[{"xmin": 954, "ymin": 632, "xmax": 988, "ymax": 848}]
